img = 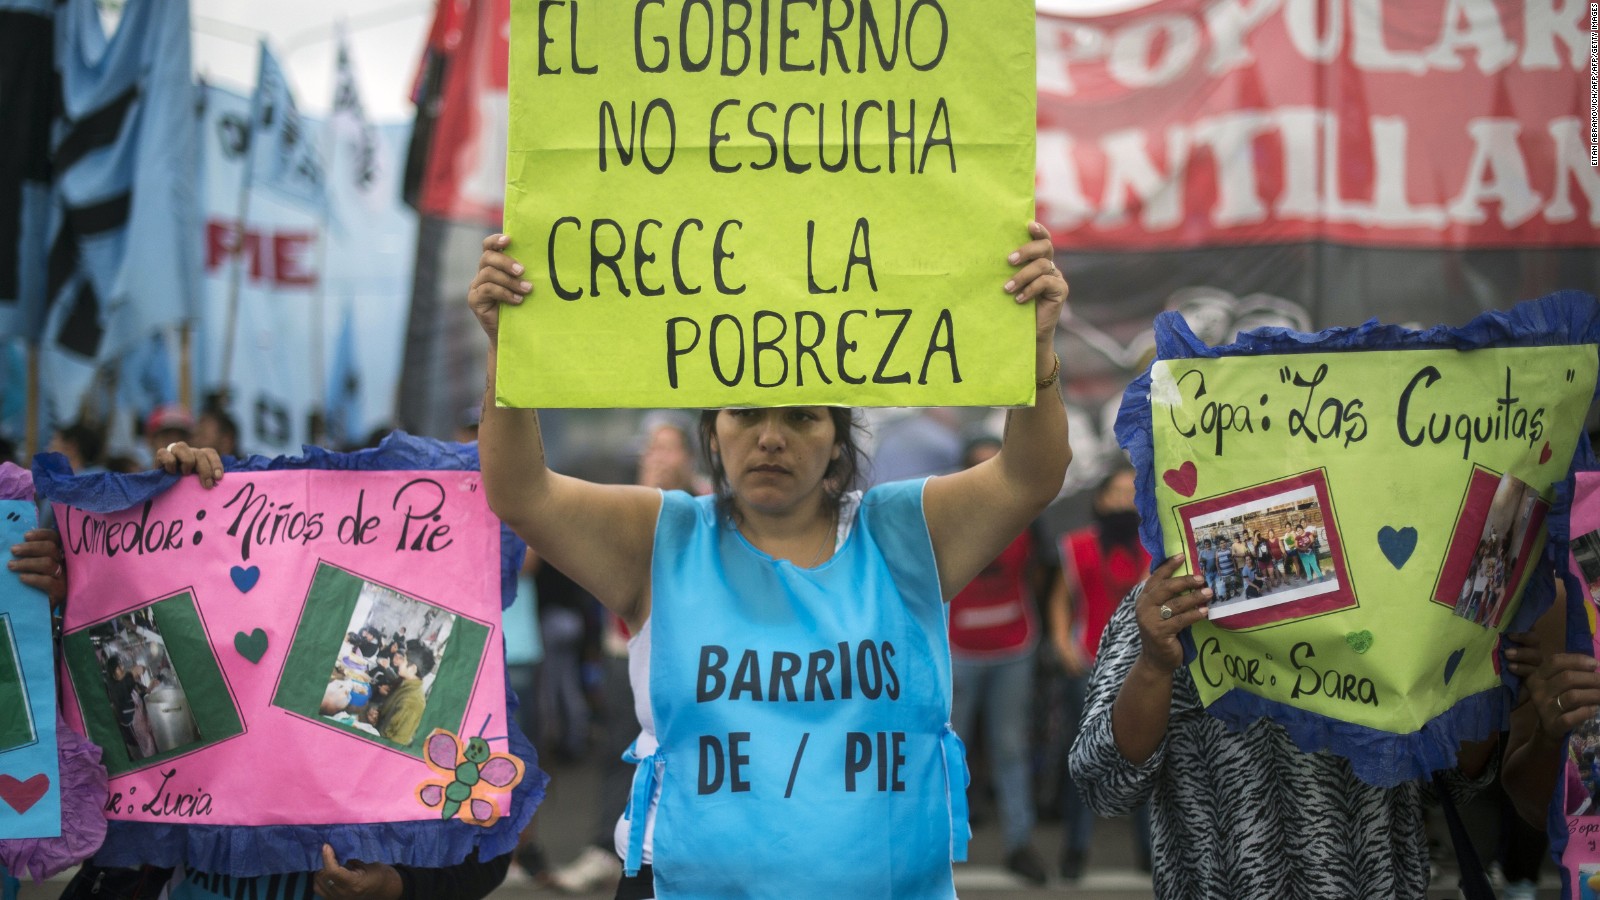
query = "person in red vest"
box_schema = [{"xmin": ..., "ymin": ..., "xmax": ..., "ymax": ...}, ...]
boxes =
[
  {"xmin": 947, "ymin": 433, "xmax": 1059, "ymax": 886},
  {"xmin": 1049, "ymin": 461, "xmax": 1152, "ymax": 880}
]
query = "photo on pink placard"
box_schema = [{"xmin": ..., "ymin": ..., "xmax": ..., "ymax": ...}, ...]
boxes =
[
  {"xmin": 270, "ymin": 561, "xmax": 493, "ymax": 757},
  {"xmin": 1571, "ymin": 528, "xmax": 1600, "ymax": 606},
  {"xmin": 1577, "ymin": 861, "xmax": 1600, "ymax": 900},
  {"xmin": 60, "ymin": 589, "xmax": 246, "ymax": 778},
  {"xmin": 1431, "ymin": 466, "xmax": 1547, "ymax": 628},
  {"xmin": 1175, "ymin": 468, "xmax": 1353, "ymax": 629}
]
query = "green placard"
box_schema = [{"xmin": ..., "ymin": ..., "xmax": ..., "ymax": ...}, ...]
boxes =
[
  {"xmin": 500, "ymin": 0, "xmax": 1037, "ymax": 408},
  {"xmin": 1150, "ymin": 345, "xmax": 1597, "ymax": 735},
  {"xmin": 0, "ymin": 615, "xmax": 35, "ymax": 752}
]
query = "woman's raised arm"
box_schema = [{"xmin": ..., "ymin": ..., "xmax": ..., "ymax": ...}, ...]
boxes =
[
  {"xmin": 472, "ymin": 234, "xmax": 662, "ymax": 631},
  {"xmin": 923, "ymin": 221, "xmax": 1072, "ymax": 600}
]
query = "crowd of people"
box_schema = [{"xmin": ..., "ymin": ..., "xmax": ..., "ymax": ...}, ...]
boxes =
[
  {"xmin": 0, "ymin": 220, "xmax": 1590, "ymax": 900},
  {"xmin": 321, "ymin": 623, "xmax": 441, "ymax": 748},
  {"xmin": 93, "ymin": 611, "xmax": 189, "ymax": 762},
  {"xmin": 1196, "ymin": 519, "xmax": 1329, "ymax": 604},
  {"xmin": 1457, "ymin": 534, "xmax": 1518, "ymax": 627}
]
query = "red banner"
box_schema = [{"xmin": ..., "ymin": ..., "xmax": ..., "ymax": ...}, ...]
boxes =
[
  {"xmin": 1037, "ymin": 0, "xmax": 1599, "ymax": 250},
  {"xmin": 414, "ymin": 0, "xmax": 508, "ymax": 224}
]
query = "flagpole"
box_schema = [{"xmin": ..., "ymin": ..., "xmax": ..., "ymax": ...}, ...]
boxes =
[
  {"xmin": 311, "ymin": 92, "xmax": 335, "ymax": 447},
  {"xmin": 25, "ymin": 346, "xmax": 38, "ymax": 457},
  {"xmin": 220, "ymin": 41, "xmax": 268, "ymax": 409},
  {"xmin": 218, "ymin": 137, "xmax": 256, "ymax": 411},
  {"xmin": 310, "ymin": 219, "xmax": 330, "ymax": 445},
  {"xmin": 179, "ymin": 322, "xmax": 193, "ymax": 411}
]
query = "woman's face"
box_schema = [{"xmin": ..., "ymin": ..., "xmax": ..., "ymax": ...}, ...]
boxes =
[
  {"xmin": 1093, "ymin": 470, "xmax": 1136, "ymax": 516},
  {"xmin": 712, "ymin": 408, "xmax": 840, "ymax": 516}
]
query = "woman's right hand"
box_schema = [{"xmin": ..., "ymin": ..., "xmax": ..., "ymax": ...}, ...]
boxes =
[
  {"xmin": 468, "ymin": 233, "xmax": 532, "ymax": 345},
  {"xmin": 1135, "ymin": 556, "xmax": 1211, "ymax": 672},
  {"xmin": 154, "ymin": 442, "xmax": 224, "ymax": 489}
]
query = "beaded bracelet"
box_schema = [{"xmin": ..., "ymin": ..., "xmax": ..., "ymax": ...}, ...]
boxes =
[{"xmin": 1036, "ymin": 353, "xmax": 1061, "ymax": 390}]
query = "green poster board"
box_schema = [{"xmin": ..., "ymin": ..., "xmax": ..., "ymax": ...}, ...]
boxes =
[
  {"xmin": 0, "ymin": 615, "xmax": 35, "ymax": 752},
  {"xmin": 1150, "ymin": 344, "xmax": 1593, "ymax": 732},
  {"xmin": 500, "ymin": 0, "xmax": 1037, "ymax": 408},
  {"xmin": 1121, "ymin": 296, "xmax": 1600, "ymax": 784}
]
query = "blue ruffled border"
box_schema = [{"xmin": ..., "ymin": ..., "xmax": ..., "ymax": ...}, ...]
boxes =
[
  {"xmin": 1114, "ymin": 290, "xmax": 1600, "ymax": 788},
  {"xmin": 34, "ymin": 433, "xmax": 548, "ymax": 876}
]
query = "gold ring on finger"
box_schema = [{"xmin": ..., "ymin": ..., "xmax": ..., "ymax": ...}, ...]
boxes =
[
  {"xmin": 1159, "ymin": 604, "xmax": 1174, "ymax": 620},
  {"xmin": 1557, "ymin": 694, "xmax": 1566, "ymax": 713}
]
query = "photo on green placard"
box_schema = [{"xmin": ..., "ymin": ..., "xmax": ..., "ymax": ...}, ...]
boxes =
[
  {"xmin": 0, "ymin": 613, "xmax": 37, "ymax": 753},
  {"xmin": 1175, "ymin": 469, "xmax": 1354, "ymax": 630},
  {"xmin": 272, "ymin": 562, "xmax": 489, "ymax": 757},
  {"xmin": 1432, "ymin": 466, "xmax": 1548, "ymax": 629},
  {"xmin": 85, "ymin": 608, "xmax": 203, "ymax": 763},
  {"xmin": 1571, "ymin": 528, "xmax": 1600, "ymax": 605}
]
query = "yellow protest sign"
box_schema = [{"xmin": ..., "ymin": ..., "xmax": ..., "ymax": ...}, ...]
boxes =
[
  {"xmin": 1121, "ymin": 295, "xmax": 1600, "ymax": 784},
  {"xmin": 500, "ymin": 1, "xmax": 1037, "ymax": 408}
]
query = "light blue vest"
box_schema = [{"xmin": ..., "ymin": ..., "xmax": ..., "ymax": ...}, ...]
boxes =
[{"xmin": 625, "ymin": 481, "xmax": 969, "ymax": 898}]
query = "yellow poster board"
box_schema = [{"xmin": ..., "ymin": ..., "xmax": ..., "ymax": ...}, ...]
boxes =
[
  {"xmin": 1120, "ymin": 294, "xmax": 1600, "ymax": 784},
  {"xmin": 500, "ymin": 1, "xmax": 1037, "ymax": 408}
]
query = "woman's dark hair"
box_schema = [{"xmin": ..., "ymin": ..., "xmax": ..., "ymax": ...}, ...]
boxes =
[
  {"xmin": 697, "ymin": 408, "xmax": 867, "ymax": 519},
  {"xmin": 1091, "ymin": 460, "xmax": 1138, "ymax": 512}
]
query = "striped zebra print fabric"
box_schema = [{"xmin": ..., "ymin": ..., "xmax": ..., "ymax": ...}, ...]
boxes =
[{"xmin": 1068, "ymin": 588, "xmax": 1490, "ymax": 899}]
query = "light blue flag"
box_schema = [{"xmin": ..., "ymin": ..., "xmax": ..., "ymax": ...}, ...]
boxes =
[
  {"xmin": 247, "ymin": 42, "xmax": 326, "ymax": 211},
  {"xmin": 44, "ymin": 0, "xmax": 200, "ymax": 365},
  {"xmin": 323, "ymin": 298, "xmax": 361, "ymax": 448}
]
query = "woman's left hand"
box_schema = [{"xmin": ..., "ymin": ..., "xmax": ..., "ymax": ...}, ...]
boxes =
[
  {"xmin": 1524, "ymin": 652, "xmax": 1600, "ymax": 742},
  {"xmin": 8, "ymin": 528, "xmax": 66, "ymax": 611},
  {"xmin": 314, "ymin": 844, "xmax": 404, "ymax": 900},
  {"xmin": 1004, "ymin": 221, "xmax": 1069, "ymax": 343}
]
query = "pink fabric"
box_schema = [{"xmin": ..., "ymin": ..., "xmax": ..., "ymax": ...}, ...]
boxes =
[{"xmin": 0, "ymin": 716, "xmax": 108, "ymax": 881}]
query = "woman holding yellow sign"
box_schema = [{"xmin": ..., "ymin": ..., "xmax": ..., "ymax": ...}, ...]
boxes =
[{"xmin": 469, "ymin": 223, "xmax": 1069, "ymax": 898}]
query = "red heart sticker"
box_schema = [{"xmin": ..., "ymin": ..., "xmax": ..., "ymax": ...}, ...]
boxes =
[
  {"xmin": 1540, "ymin": 441, "xmax": 1552, "ymax": 464},
  {"xmin": 1162, "ymin": 461, "xmax": 1198, "ymax": 497},
  {"xmin": 0, "ymin": 773, "xmax": 50, "ymax": 815}
]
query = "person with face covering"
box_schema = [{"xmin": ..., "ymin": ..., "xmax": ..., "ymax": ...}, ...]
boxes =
[
  {"xmin": 1048, "ymin": 462, "xmax": 1151, "ymax": 879},
  {"xmin": 469, "ymin": 222, "xmax": 1071, "ymax": 899}
]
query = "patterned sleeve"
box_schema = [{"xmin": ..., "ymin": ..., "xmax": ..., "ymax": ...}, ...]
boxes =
[
  {"xmin": 1435, "ymin": 751, "xmax": 1498, "ymax": 806},
  {"xmin": 1067, "ymin": 584, "xmax": 1168, "ymax": 817}
]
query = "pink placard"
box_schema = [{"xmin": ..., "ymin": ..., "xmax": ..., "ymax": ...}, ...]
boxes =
[
  {"xmin": 1563, "ymin": 472, "xmax": 1600, "ymax": 896},
  {"xmin": 55, "ymin": 470, "xmax": 506, "ymax": 827}
]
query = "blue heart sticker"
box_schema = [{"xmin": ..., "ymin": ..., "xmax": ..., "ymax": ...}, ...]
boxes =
[
  {"xmin": 1377, "ymin": 526, "xmax": 1418, "ymax": 570},
  {"xmin": 230, "ymin": 565, "xmax": 261, "ymax": 593},
  {"xmin": 1443, "ymin": 648, "xmax": 1464, "ymax": 685}
]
